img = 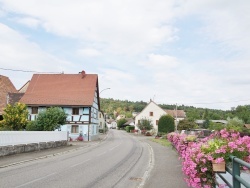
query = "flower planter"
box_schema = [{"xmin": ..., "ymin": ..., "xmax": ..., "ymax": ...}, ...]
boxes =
[{"xmin": 212, "ymin": 160, "xmax": 226, "ymax": 173}]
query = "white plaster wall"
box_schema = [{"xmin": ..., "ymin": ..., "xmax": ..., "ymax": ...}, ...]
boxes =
[{"xmin": 135, "ymin": 102, "xmax": 166, "ymax": 130}]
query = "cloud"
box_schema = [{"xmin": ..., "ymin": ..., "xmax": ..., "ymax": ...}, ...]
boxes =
[
  {"xmin": 15, "ymin": 17, "xmax": 41, "ymax": 29},
  {"xmin": 0, "ymin": 0, "xmax": 178, "ymax": 55},
  {"xmin": 0, "ymin": 23, "xmax": 74, "ymax": 88},
  {"xmin": 140, "ymin": 54, "xmax": 180, "ymax": 70},
  {"xmin": 77, "ymin": 48, "xmax": 102, "ymax": 57}
]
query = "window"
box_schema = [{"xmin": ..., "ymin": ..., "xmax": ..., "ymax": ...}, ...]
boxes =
[
  {"xmin": 72, "ymin": 108, "xmax": 79, "ymax": 115},
  {"xmin": 156, "ymin": 120, "xmax": 159, "ymax": 125},
  {"xmin": 150, "ymin": 112, "xmax": 153, "ymax": 116},
  {"xmin": 31, "ymin": 107, "xmax": 38, "ymax": 114},
  {"xmin": 138, "ymin": 120, "xmax": 141, "ymax": 125},
  {"xmin": 71, "ymin": 125, "xmax": 79, "ymax": 133}
]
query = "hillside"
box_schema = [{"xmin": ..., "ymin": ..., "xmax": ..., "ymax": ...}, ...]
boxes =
[{"xmin": 101, "ymin": 98, "xmax": 231, "ymax": 120}]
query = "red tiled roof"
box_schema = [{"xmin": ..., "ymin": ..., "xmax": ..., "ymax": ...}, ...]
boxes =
[
  {"xmin": 0, "ymin": 75, "xmax": 17, "ymax": 114},
  {"xmin": 165, "ymin": 109, "xmax": 186, "ymax": 118},
  {"xmin": 20, "ymin": 73, "xmax": 98, "ymax": 106}
]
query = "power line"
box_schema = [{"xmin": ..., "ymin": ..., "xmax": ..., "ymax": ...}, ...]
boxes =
[{"xmin": 0, "ymin": 67, "xmax": 61, "ymax": 74}]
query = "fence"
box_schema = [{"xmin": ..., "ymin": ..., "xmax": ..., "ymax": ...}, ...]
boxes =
[
  {"xmin": 216, "ymin": 155, "xmax": 250, "ymax": 188},
  {"xmin": 0, "ymin": 131, "xmax": 68, "ymax": 146}
]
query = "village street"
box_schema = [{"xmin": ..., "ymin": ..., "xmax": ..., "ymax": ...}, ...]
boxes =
[{"xmin": 0, "ymin": 130, "xmax": 188, "ymax": 188}]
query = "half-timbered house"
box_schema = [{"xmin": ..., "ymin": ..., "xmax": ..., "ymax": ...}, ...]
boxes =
[{"xmin": 20, "ymin": 70, "xmax": 100, "ymax": 141}]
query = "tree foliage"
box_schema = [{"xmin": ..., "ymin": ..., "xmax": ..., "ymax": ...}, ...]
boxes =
[
  {"xmin": 177, "ymin": 119, "xmax": 198, "ymax": 131},
  {"xmin": 117, "ymin": 118, "xmax": 127, "ymax": 129},
  {"xmin": 26, "ymin": 107, "xmax": 67, "ymax": 131},
  {"xmin": 1, "ymin": 103, "xmax": 28, "ymax": 130},
  {"xmin": 208, "ymin": 122, "xmax": 225, "ymax": 131},
  {"xmin": 100, "ymin": 98, "xmax": 250, "ymax": 124},
  {"xmin": 226, "ymin": 117, "xmax": 244, "ymax": 132},
  {"xmin": 137, "ymin": 117, "xmax": 153, "ymax": 131},
  {"xmin": 158, "ymin": 115, "xmax": 175, "ymax": 133}
]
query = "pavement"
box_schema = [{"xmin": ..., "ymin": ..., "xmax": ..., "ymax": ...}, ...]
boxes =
[{"xmin": 0, "ymin": 132, "xmax": 188, "ymax": 188}]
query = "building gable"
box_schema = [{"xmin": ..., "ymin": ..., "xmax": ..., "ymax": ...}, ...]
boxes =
[{"xmin": 0, "ymin": 75, "xmax": 17, "ymax": 115}]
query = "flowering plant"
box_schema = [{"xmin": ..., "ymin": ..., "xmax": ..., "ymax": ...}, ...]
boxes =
[{"xmin": 168, "ymin": 129, "xmax": 250, "ymax": 188}]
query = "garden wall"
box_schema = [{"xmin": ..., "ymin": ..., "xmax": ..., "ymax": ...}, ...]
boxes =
[{"xmin": 0, "ymin": 131, "xmax": 68, "ymax": 157}]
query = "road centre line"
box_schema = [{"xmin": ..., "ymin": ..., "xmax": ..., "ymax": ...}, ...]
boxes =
[
  {"xmin": 70, "ymin": 159, "xmax": 91, "ymax": 168},
  {"xmin": 15, "ymin": 172, "xmax": 57, "ymax": 188},
  {"xmin": 97, "ymin": 151, "xmax": 107, "ymax": 156},
  {"xmin": 109, "ymin": 144, "xmax": 120, "ymax": 151}
]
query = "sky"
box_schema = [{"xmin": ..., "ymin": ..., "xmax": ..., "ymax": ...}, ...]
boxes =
[{"xmin": 0, "ymin": 0, "xmax": 250, "ymax": 111}]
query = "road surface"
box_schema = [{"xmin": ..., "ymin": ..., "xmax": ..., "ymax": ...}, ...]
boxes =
[{"xmin": 0, "ymin": 130, "xmax": 151, "ymax": 188}]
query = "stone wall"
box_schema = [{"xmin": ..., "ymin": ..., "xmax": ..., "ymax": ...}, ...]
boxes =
[{"xmin": 0, "ymin": 140, "xmax": 68, "ymax": 157}]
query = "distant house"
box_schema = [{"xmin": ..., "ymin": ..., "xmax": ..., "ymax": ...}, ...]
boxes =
[
  {"xmin": 106, "ymin": 119, "xmax": 117, "ymax": 129},
  {"xmin": 98, "ymin": 111, "xmax": 105, "ymax": 129},
  {"xmin": 20, "ymin": 70, "xmax": 100, "ymax": 141},
  {"xmin": 195, "ymin": 120, "xmax": 228, "ymax": 127},
  {"xmin": 244, "ymin": 124, "xmax": 250, "ymax": 129},
  {"xmin": 134, "ymin": 100, "xmax": 186, "ymax": 132},
  {"xmin": 116, "ymin": 114, "xmax": 126, "ymax": 120},
  {"xmin": 0, "ymin": 75, "xmax": 17, "ymax": 120},
  {"xmin": 123, "ymin": 118, "xmax": 135, "ymax": 127}
]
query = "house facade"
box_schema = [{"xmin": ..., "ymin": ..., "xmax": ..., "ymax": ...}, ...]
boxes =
[
  {"xmin": 20, "ymin": 71, "xmax": 100, "ymax": 141},
  {"xmin": 0, "ymin": 75, "xmax": 17, "ymax": 120},
  {"xmin": 98, "ymin": 111, "xmax": 105, "ymax": 129},
  {"xmin": 135, "ymin": 100, "xmax": 186, "ymax": 132}
]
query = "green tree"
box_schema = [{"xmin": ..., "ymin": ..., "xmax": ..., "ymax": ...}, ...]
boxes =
[
  {"xmin": 137, "ymin": 117, "xmax": 153, "ymax": 131},
  {"xmin": 177, "ymin": 119, "xmax": 198, "ymax": 131},
  {"xmin": 26, "ymin": 107, "xmax": 67, "ymax": 131},
  {"xmin": 1, "ymin": 103, "xmax": 28, "ymax": 130},
  {"xmin": 117, "ymin": 118, "xmax": 127, "ymax": 129},
  {"xmin": 158, "ymin": 115, "xmax": 175, "ymax": 133},
  {"xmin": 208, "ymin": 121, "xmax": 225, "ymax": 131},
  {"xmin": 226, "ymin": 117, "xmax": 244, "ymax": 132}
]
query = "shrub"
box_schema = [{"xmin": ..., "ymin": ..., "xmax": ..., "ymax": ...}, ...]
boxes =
[
  {"xmin": 137, "ymin": 117, "xmax": 153, "ymax": 132},
  {"xmin": 125, "ymin": 126, "xmax": 135, "ymax": 132},
  {"xmin": 158, "ymin": 114, "xmax": 175, "ymax": 133}
]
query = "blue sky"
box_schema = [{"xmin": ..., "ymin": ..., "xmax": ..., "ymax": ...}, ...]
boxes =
[{"xmin": 0, "ymin": 0, "xmax": 250, "ymax": 110}]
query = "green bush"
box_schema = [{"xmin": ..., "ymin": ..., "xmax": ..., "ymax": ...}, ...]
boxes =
[
  {"xmin": 158, "ymin": 115, "xmax": 175, "ymax": 133},
  {"xmin": 125, "ymin": 126, "xmax": 135, "ymax": 132}
]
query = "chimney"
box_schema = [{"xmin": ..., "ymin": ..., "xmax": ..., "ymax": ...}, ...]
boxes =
[{"xmin": 80, "ymin": 70, "xmax": 86, "ymax": 78}]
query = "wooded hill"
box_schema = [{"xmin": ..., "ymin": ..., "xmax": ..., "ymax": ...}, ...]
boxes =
[{"xmin": 100, "ymin": 98, "xmax": 250, "ymax": 123}]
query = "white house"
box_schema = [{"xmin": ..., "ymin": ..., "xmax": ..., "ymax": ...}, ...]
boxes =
[
  {"xmin": 98, "ymin": 111, "xmax": 105, "ymax": 129},
  {"xmin": 106, "ymin": 119, "xmax": 117, "ymax": 129},
  {"xmin": 134, "ymin": 100, "xmax": 186, "ymax": 132}
]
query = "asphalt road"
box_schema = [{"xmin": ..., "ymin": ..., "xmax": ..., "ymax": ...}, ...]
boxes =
[{"xmin": 0, "ymin": 130, "xmax": 151, "ymax": 188}]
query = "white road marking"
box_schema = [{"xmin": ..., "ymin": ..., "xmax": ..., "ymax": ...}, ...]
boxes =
[
  {"xmin": 97, "ymin": 151, "xmax": 107, "ymax": 156},
  {"xmin": 109, "ymin": 144, "xmax": 120, "ymax": 151},
  {"xmin": 15, "ymin": 172, "xmax": 57, "ymax": 188},
  {"xmin": 70, "ymin": 159, "xmax": 91, "ymax": 167}
]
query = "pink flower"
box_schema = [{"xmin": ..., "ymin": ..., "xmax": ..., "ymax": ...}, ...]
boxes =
[
  {"xmin": 228, "ymin": 142, "xmax": 237, "ymax": 149},
  {"xmin": 215, "ymin": 157, "xmax": 224, "ymax": 163},
  {"xmin": 201, "ymin": 167, "xmax": 208, "ymax": 172}
]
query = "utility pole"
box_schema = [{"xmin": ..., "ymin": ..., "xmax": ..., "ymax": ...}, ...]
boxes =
[
  {"xmin": 100, "ymin": 88, "xmax": 111, "ymax": 134},
  {"xmin": 175, "ymin": 103, "xmax": 178, "ymax": 132}
]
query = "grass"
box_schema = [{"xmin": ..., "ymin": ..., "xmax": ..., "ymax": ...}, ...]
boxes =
[{"xmin": 150, "ymin": 138, "xmax": 171, "ymax": 147}]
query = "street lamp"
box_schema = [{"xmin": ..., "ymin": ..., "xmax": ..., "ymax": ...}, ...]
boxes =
[
  {"xmin": 99, "ymin": 88, "xmax": 111, "ymax": 133},
  {"xmin": 100, "ymin": 88, "xmax": 111, "ymax": 94}
]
